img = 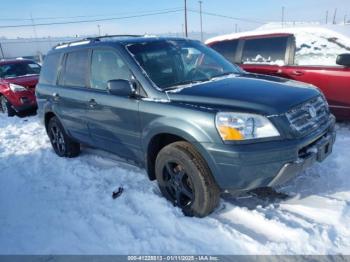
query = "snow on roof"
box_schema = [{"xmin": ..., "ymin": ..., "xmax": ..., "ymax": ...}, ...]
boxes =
[{"xmin": 205, "ymin": 26, "xmax": 350, "ymax": 45}]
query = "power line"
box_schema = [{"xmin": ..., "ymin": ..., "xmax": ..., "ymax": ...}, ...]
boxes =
[
  {"xmin": 0, "ymin": 7, "xmax": 183, "ymax": 21},
  {"xmin": 188, "ymin": 9, "xmax": 265, "ymax": 24},
  {"xmin": 0, "ymin": 9, "xmax": 183, "ymax": 28}
]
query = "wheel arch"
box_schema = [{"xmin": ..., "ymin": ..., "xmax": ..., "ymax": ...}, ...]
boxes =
[{"xmin": 143, "ymin": 123, "xmax": 220, "ymax": 183}]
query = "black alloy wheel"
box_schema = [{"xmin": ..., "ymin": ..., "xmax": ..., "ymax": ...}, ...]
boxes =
[{"xmin": 162, "ymin": 161, "xmax": 195, "ymax": 208}]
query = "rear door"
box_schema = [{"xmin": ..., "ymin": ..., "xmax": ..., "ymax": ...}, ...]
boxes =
[
  {"xmin": 55, "ymin": 49, "xmax": 91, "ymax": 143},
  {"xmin": 239, "ymin": 35, "xmax": 292, "ymax": 77},
  {"xmin": 85, "ymin": 48, "xmax": 142, "ymax": 162}
]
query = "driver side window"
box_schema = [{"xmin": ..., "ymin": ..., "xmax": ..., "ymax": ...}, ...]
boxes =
[{"xmin": 90, "ymin": 49, "xmax": 130, "ymax": 90}]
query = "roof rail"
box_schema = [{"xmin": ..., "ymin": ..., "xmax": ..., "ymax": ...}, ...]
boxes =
[
  {"xmin": 53, "ymin": 35, "xmax": 143, "ymax": 50},
  {"xmin": 87, "ymin": 34, "xmax": 143, "ymax": 41},
  {"xmin": 53, "ymin": 39, "xmax": 92, "ymax": 49}
]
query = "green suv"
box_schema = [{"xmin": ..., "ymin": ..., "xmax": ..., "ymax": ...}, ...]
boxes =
[{"xmin": 36, "ymin": 36, "xmax": 336, "ymax": 217}]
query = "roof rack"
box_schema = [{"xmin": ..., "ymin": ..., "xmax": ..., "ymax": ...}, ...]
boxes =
[
  {"xmin": 87, "ymin": 34, "xmax": 143, "ymax": 41},
  {"xmin": 53, "ymin": 35, "xmax": 143, "ymax": 50}
]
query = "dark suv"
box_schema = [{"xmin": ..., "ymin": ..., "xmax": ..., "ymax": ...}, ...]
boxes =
[{"xmin": 36, "ymin": 36, "xmax": 336, "ymax": 217}]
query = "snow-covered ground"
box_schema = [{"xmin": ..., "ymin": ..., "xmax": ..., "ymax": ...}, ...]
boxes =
[{"xmin": 1, "ymin": 114, "xmax": 350, "ymax": 255}]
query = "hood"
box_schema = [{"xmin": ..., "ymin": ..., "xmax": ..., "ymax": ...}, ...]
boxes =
[
  {"xmin": 4, "ymin": 75, "xmax": 39, "ymax": 89},
  {"xmin": 166, "ymin": 74, "xmax": 320, "ymax": 115}
]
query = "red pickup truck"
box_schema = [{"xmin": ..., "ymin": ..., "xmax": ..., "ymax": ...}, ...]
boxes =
[
  {"xmin": 0, "ymin": 59, "xmax": 40, "ymax": 117},
  {"xmin": 206, "ymin": 27, "xmax": 350, "ymax": 120}
]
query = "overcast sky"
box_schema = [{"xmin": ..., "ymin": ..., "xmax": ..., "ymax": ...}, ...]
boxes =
[{"xmin": 0, "ymin": 0, "xmax": 348, "ymax": 38}]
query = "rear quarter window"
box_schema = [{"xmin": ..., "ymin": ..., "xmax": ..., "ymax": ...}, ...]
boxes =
[
  {"xmin": 39, "ymin": 53, "xmax": 62, "ymax": 85},
  {"xmin": 210, "ymin": 39, "xmax": 239, "ymax": 63},
  {"xmin": 294, "ymin": 32, "xmax": 350, "ymax": 66},
  {"xmin": 241, "ymin": 36, "xmax": 289, "ymax": 66}
]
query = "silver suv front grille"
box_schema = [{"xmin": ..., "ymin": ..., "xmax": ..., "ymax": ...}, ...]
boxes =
[{"xmin": 286, "ymin": 96, "xmax": 330, "ymax": 135}]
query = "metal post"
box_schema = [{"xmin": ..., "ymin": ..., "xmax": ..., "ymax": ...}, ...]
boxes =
[
  {"xmin": 184, "ymin": 0, "xmax": 188, "ymax": 37},
  {"xmin": 282, "ymin": 6, "xmax": 285, "ymax": 28},
  {"xmin": 326, "ymin": 10, "xmax": 328, "ymax": 24},
  {"xmin": 199, "ymin": 1, "xmax": 203, "ymax": 42}
]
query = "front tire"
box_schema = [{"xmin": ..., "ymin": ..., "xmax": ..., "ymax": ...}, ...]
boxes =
[
  {"xmin": 47, "ymin": 116, "xmax": 80, "ymax": 158},
  {"xmin": 155, "ymin": 141, "xmax": 220, "ymax": 217},
  {"xmin": 0, "ymin": 96, "xmax": 16, "ymax": 117}
]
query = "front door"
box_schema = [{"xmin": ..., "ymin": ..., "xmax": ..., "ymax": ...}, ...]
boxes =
[{"xmin": 85, "ymin": 48, "xmax": 142, "ymax": 162}]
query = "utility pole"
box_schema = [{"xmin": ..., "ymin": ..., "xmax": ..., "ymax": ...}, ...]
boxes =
[
  {"xmin": 281, "ymin": 6, "xmax": 285, "ymax": 28},
  {"xmin": 199, "ymin": 1, "xmax": 203, "ymax": 42},
  {"xmin": 0, "ymin": 43, "xmax": 5, "ymax": 59},
  {"xmin": 235, "ymin": 24, "xmax": 238, "ymax": 33},
  {"xmin": 184, "ymin": 0, "xmax": 188, "ymax": 37},
  {"xmin": 30, "ymin": 13, "xmax": 40, "ymax": 59},
  {"xmin": 333, "ymin": 8, "xmax": 337, "ymax": 24},
  {"xmin": 326, "ymin": 10, "xmax": 328, "ymax": 24},
  {"xmin": 30, "ymin": 13, "xmax": 38, "ymax": 39},
  {"xmin": 344, "ymin": 15, "xmax": 347, "ymax": 25},
  {"xmin": 97, "ymin": 24, "xmax": 101, "ymax": 36}
]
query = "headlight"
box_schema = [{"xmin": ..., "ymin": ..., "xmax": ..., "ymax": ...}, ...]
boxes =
[
  {"xmin": 9, "ymin": 83, "xmax": 27, "ymax": 92},
  {"xmin": 215, "ymin": 112, "xmax": 280, "ymax": 141}
]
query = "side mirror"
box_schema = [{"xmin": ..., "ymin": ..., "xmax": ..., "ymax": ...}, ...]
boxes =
[
  {"xmin": 336, "ymin": 54, "xmax": 350, "ymax": 67},
  {"xmin": 107, "ymin": 79, "xmax": 134, "ymax": 97}
]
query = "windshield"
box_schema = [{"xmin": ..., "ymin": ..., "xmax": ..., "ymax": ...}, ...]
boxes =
[
  {"xmin": 127, "ymin": 40, "xmax": 241, "ymax": 90},
  {"xmin": 0, "ymin": 62, "xmax": 41, "ymax": 79}
]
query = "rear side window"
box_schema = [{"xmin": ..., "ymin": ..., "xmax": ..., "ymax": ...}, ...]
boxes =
[
  {"xmin": 210, "ymin": 40, "xmax": 239, "ymax": 63},
  {"xmin": 39, "ymin": 53, "xmax": 61, "ymax": 85},
  {"xmin": 90, "ymin": 49, "xmax": 130, "ymax": 90},
  {"xmin": 60, "ymin": 50, "xmax": 89, "ymax": 87},
  {"xmin": 241, "ymin": 36, "xmax": 289, "ymax": 66}
]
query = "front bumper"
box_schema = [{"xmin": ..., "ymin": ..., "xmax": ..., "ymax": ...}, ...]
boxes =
[
  {"xmin": 202, "ymin": 115, "xmax": 336, "ymax": 193},
  {"xmin": 7, "ymin": 90, "xmax": 37, "ymax": 112}
]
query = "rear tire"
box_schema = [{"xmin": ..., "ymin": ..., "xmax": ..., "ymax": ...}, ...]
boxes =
[
  {"xmin": 0, "ymin": 96, "xmax": 16, "ymax": 117},
  {"xmin": 155, "ymin": 141, "xmax": 220, "ymax": 217},
  {"xmin": 47, "ymin": 116, "xmax": 80, "ymax": 158}
]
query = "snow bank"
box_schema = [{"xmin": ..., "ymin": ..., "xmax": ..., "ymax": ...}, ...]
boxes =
[{"xmin": 0, "ymin": 115, "xmax": 350, "ymax": 254}]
